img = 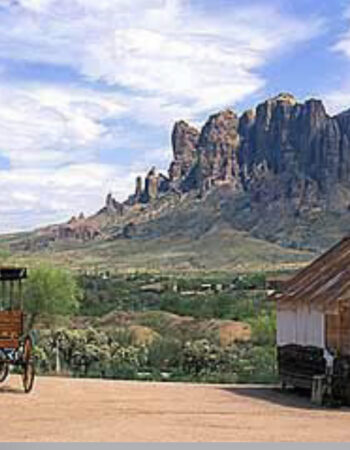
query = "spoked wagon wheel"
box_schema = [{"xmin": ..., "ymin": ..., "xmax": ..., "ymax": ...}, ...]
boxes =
[
  {"xmin": 0, "ymin": 350, "xmax": 9, "ymax": 384},
  {"xmin": 0, "ymin": 362, "xmax": 9, "ymax": 384},
  {"xmin": 22, "ymin": 337, "xmax": 35, "ymax": 394}
]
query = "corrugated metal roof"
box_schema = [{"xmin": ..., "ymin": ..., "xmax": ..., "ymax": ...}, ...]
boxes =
[{"xmin": 275, "ymin": 237, "xmax": 350, "ymax": 307}]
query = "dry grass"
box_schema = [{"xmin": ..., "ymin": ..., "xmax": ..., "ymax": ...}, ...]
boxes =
[
  {"xmin": 97, "ymin": 310, "xmax": 251, "ymax": 346},
  {"xmin": 128, "ymin": 325, "xmax": 160, "ymax": 346},
  {"xmin": 219, "ymin": 321, "xmax": 251, "ymax": 347}
]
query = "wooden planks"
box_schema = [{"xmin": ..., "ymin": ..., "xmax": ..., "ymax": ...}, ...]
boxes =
[
  {"xmin": 325, "ymin": 313, "xmax": 338, "ymax": 353},
  {"xmin": 0, "ymin": 339, "xmax": 19, "ymax": 349},
  {"xmin": 325, "ymin": 303, "xmax": 350, "ymax": 356},
  {"xmin": 0, "ymin": 310, "xmax": 23, "ymax": 320},
  {"xmin": 0, "ymin": 311, "xmax": 23, "ymax": 343}
]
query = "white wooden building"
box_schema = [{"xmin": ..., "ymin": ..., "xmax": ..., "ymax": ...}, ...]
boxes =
[{"xmin": 272, "ymin": 237, "xmax": 350, "ymax": 403}]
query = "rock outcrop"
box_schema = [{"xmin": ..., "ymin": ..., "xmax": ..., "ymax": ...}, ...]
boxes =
[
  {"xmin": 197, "ymin": 109, "xmax": 241, "ymax": 193},
  {"xmin": 135, "ymin": 176, "xmax": 143, "ymax": 202},
  {"xmin": 169, "ymin": 121, "xmax": 200, "ymax": 181},
  {"xmin": 145, "ymin": 167, "xmax": 159, "ymax": 201},
  {"xmin": 36, "ymin": 214, "xmax": 102, "ymax": 245},
  {"xmin": 30, "ymin": 92, "xmax": 350, "ymax": 248},
  {"xmin": 105, "ymin": 193, "xmax": 124, "ymax": 215},
  {"xmin": 94, "ymin": 93, "xmax": 350, "ymax": 233},
  {"xmin": 125, "ymin": 92, "xmax": 349, "ymax": 217},
  {"xmin": 236, "ymin": 93, "xmax": 346, "ymax": 214}
]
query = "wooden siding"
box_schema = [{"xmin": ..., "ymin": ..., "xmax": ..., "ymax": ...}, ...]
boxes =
[
  {"xmin": 277, "ymin": 301, "xmax": 324, "ymax": 348},
  {"xmin": 325, "ymin": 303, "xmax": 350, "ymax": 356},
  {"xmin": 0, "ymin": 310, "xmax": 23, "ymax": 345}
]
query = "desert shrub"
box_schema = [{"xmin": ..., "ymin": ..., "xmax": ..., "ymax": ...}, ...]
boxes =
[
  {"xmin": 159, "ymin": 292, "xmax": 217, "ymax": 319},
  {"xmin": 232, "ymin": 273, "xmax": 266, "ymax": 290},
  {"xmin": 32, "ymin": 269, "xmax": 278, "ymax": 384},
  {"xmin": 233, "ymin": 344, "xmax": 277, "ymax": 383},
  {"xmin": 159, "ymin": 290, "xmax": 269, "ymax": 323},
  {"xmin": 177, "ymin": 339, "xmax": 277, "ymax": 383},
  {"xmin": 79, "ymin": 274, "xmax": 165, "ymax": 316},
  {"xmin": 135, "ymin": 311, "xmax": 172, "ymax": 334},
  {"xmin": 107, "ymin": 328, "xmax": 134, "ymax": 347},
  {"xmin": 145, "ymin": 337, "xmax": 182, "ymax": 371},
  {"xmin": 182, "ymin": 339, "xmax": 221, "ymax": 375},
  {"xmin": 34, "ymin": 327, "xmax": 277, "ymax": 384},
  {"xmin": 248, "ymin": 310, "xmax": 276, "ymax": 346}
]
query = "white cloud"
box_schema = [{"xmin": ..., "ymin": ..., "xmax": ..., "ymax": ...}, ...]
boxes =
[
  {"xmin": 0, "ymin": 84, "xmax": 126, "ymax": 168},
  {"xmin": 323, "ymin": 4, "xmax": 350, "ymax": 115},
  {"xmin": 333, "ymin": 5, "xmax": 350, "ymax": 59},
  {"xmin": 0, "ymin": 82, "xmax": 133, "ymax": 232},
  {"xmin": 2, "ymin": 1, "xmax": 323, "ymax": 119},
  {"xmin": 0, "ymin": 163, "xmax": 136, "ymax": 232},
  {"xmin": 0, "ymin": 0, "xmax": 324, "ymax": 232},
  {"xmin": 324, "ymin": 89, "xmax": 350, "ymax": 115}
]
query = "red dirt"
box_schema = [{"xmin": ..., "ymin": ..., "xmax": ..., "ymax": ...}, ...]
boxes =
[{"xmin": 1, "ymin": 376, "xmax": 350, "ymax": 442}]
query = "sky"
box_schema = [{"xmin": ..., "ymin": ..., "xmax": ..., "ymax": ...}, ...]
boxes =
[{"xmin": 2, "ymin": 0, "xmax": 350, "ymax": 232}]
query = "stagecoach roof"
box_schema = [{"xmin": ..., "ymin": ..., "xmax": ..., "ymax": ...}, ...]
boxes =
[
  {"xmin": 0, "ymin": 267, "xmax": 27, "ymax": 281},
  {"xmin": 273, "ymin": 237, "xmax": 350, "ymax": 307}
]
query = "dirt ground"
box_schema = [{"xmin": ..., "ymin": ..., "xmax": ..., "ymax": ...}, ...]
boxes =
[{"xmin": 1, "ymin": 376, "xmax": 350, "ymax": 442}]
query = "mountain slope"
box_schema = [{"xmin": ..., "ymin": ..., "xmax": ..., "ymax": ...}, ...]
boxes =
[{"xmin": 4, "ymin": 92, "xmax": 350, "ymax": 268}]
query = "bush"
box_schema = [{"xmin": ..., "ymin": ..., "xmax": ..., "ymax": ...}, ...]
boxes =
[
  {"xmin": 24, "ymin": 265, "xmax": 81, "ymax": 329},
  {"xmin": 146, "ymin": 337, "xmax": 182, "ymax": 371},
  {"xmin": 32, "ymin": 269, "xmax": 279, "ymax": 384},
  {"xmin": 34, "ymin": 327, "xmax": 278, "ymax": 384},
  {"xmin": 249, "ymin": 310, "xmax": 276, "ymax": 346}
]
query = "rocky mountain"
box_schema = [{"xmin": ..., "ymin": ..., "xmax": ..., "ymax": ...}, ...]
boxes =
[
  {"xmin": 120, "ymin": 92, "xmax": 350, "ymax": 212},
  {"xmin": 16, "ymin": 93, "xmax": 350, "ymax": 252}
]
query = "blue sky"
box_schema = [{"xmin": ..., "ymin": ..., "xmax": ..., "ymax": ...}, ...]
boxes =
[{"xmin": 1, "ymin": 0, "xmax": 350, "ymax": 232}]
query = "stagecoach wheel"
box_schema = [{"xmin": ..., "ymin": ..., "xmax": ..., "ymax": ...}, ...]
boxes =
[
  {"xmin": 0, "ymin": 350, "xmax": 9, "ymax": 384},
  {"xmin": 0, "ymin": 362, "xmax": 9, "ymax": 383},
  {"xmin": 22, "ymin": 337, "xmax": 35, "ymax": 394},
  {"xmin": 23, "ymin": 362, "xmax": 35, "ymax": 393}
]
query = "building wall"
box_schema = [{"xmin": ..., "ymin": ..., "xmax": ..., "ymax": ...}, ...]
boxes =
[
  {"xmin": 326, "ymin": 304, "xmax": 350, "ymax": 356},
  {"xmin": 277, "ymin": 302, "xmax": 325, "ymax": 348}
]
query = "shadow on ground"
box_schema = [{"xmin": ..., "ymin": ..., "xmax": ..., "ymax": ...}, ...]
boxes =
[
  {"xmin": 0, "ymin": 383, "xmax": 25, "ymax": 395},
  {"xmin": 220, "ymin": 386, "xmax": 348, "ymax": 411}
]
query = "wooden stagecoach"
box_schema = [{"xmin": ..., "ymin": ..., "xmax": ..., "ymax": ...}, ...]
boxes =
[{"xmin": 0, "ymin": 267, "xmax": 35, "ymax": 393}]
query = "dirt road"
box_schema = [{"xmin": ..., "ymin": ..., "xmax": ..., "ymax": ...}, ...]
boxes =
[{"xmin": 1, "ymin": 376, "xmax": 350, "ymax": 442}]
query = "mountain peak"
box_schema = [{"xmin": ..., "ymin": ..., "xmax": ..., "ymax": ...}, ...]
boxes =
[
  {"xmin": 28, "ymin": 93, "xmax": 350, "ymax": 251},
  {"xmin": 270, "ymin": 92, "xmax": 297, "ymax": 105}
]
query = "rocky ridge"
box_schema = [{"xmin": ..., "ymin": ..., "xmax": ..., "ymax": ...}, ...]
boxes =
[{"xmin": 25, "ymin": 93, "xmax": 350, "ymax": 251}]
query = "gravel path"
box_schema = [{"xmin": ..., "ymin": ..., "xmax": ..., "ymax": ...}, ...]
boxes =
[{"xmin": 0, "ymin": 376, "xmax": 349, "ymax": 442}]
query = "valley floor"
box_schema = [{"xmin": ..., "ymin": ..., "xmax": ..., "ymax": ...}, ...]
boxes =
[{"xmin": 1, "ymin": 376, "xmax": 350, "ymax": 442}]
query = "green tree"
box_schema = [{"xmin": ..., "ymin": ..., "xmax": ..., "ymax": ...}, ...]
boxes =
[{"xmin": 24, "ymin": 265, "xmax": 81, "ymax": 330}]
